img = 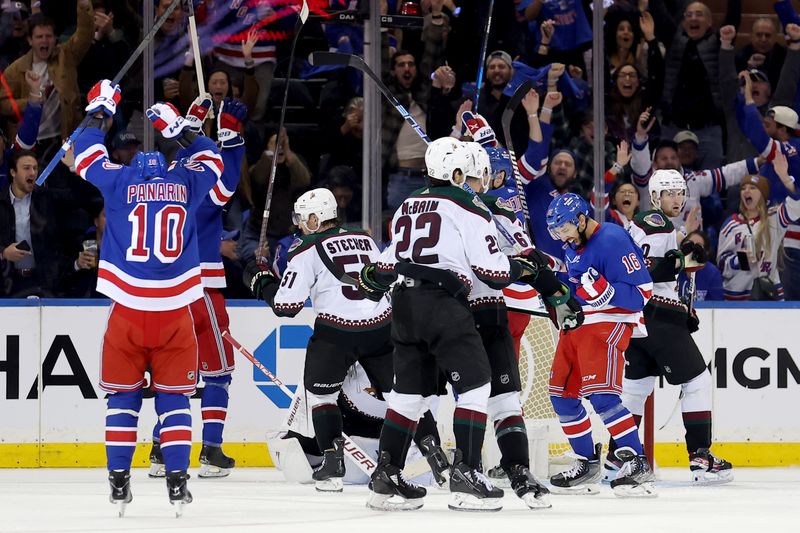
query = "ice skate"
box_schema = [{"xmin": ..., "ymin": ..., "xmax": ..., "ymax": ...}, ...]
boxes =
[
  {"xmin": 610, "ymin": 448, "xmax": 657, "ymax": 498},
  {"xmin": 448, "ymin": 450, "xmax": 504, "ymax": 512},
  {"xmin": 148, "ymin": 441, "xmax": 165, "ymax": 478},
  {"xmin": 108, "ymin": 469, "xmax": 132, "ymax": 517},
  {"xmin": 367, "ymin": 451, "xmax": 427, "ymax": 511},
  {"xmin": 166, "ymin": 470, "xmax": 193, "ymax": 517},
  {"xmin": 690, "ymin": 448, "xmax": 733, "ymax": 485},
  {"xmin": 550, "ymin": 443, "xmax": 603, "ymax": 495},
  {"xmin": 602, "ymin": 455, "xmax": 623, "ymax": 483},
  {"xmin": 198, "ymin": 444, "xmax": 235, "ymax": 478},
  {"xmin": 418, "ymin": 435, "xmax": 450, "ymax": 487},
  {"xmin": 312, "ymin": 436, "xmax": 345, "ymax": 492},
  {"xmin": 486, "ymin": 464, "xmax": 511, "ymax": 488},
  {"xmin": 507, "ymin": 464, "xmax": 551, "ymax": 509}
]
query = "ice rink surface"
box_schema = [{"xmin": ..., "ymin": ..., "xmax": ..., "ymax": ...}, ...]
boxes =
[{"xmin": 1, "ymin": 467, "xmax": 798, "ymax": 533}]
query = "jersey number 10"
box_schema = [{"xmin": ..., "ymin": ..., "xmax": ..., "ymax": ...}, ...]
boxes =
[{"xmin": 127, "ymin": 203, "xmax": 187, "ymax": 263}]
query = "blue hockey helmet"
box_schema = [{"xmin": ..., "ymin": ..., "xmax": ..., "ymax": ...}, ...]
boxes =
[
  {"xmin": 546, "ymin": 193, "xmax": 590, "ymax": 240},
  {"xmin": 484, "ymin": 145, "xmax": 513, "ymax": 188},
  {"xmin": 133, "ymin": 151, "xmax": 167, "ymax": 179}
]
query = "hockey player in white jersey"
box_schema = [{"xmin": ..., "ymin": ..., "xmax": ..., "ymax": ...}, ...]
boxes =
[
  {"xmin": 357, "ymin": 138, "xmax": 549, "ymax": 512},
  {"xmin": 608, "ymin": 169, "xmax": 733, "ymax": 484}
]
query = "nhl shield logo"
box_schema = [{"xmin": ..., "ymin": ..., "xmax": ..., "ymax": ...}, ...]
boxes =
[
  {"xmin": 451, "ymin": 371, "xmax": 461, "ymax": 382},
  {"xmin": 187, "ymin": 371, "xmax": 195, "ymax": 381},
  {"xmin": 500, "ymin": 374, "xmax": 509, "ymax": 384}
]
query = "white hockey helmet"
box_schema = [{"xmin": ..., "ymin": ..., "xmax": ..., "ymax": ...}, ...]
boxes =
[
  {"xmin": 425, "ymin": 137, "xmax": 470, "ymax": 186},
  {"xmin": 292, "ymin": 188, "xmax": 338, "ymax": 233},
  {"xmin": 463, "ymin": 142, "xmax": 492, "ymax": 193},
  {"xmin": 649, "ymin": 169, "xmax": 687, "ymax": 210}
]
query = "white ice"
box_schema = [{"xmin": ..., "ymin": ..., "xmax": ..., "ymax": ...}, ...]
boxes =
[{"xmin": 1, "ymin": 467, "xmax": 798, "ymax": 533}]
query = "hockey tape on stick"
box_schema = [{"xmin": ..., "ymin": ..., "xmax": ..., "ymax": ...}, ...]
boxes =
[
  {"xmin": 501, "ymin": 79, "xmax": 535, "ymax": 241},
  {"xmin": 36, "ymin": 0, "xmax": 182, "ymax": 186},
  {"xmin": 221, "ymin": 330, "xmax": 377, "ymax": 476},
  {"xmin": 309, "ymin": 52, "xmax": 525, "ymax": 252},
  {"xmin": 315, "ymin": 241, "xmax": 358, "ymax": 286},
  {"xmin": 473, "ymin": 0, "xmax": 495, "ymax": 111},
  {"xmin": 257, "ymin": 0, "xmax": 309, "ymax": 266}
]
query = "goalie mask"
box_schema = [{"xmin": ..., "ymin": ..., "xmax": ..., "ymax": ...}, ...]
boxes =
[
  {"xmin": 463, "ymin": 142, "xmax": 492, "ymax": 193},
  {"xmin": 649, "ymin": 169, "xmax": 686, "ymax": 211},
  {"xmin": 292, "ymin": 188, "xmax": 338, "ymax": 233},
  {"xmin": 425, "ymin": 137, "xmax": 470, "ymax": 186}
]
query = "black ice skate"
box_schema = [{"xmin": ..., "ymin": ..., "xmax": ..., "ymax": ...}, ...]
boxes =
[
  {"xmin": 418, "ymin": 435, "xmax": 450, "ymax": 487},
  {"xmin": 486, "ymin": 464, "xmax": 511, "ymax": 488},
  {"xmin": 610, "ymin": 448, "xmax": 657, "ymax": 498},
  {"xmin": 166, "ymin": 470, "xmax": 193, "ymax": 517},
  {"xmin": 690, "ymin": 448, "xmax": 733, "ymax": 485},
  {"xmin": 198, "ymin": 444, "xmax": 235, "ymax": 478},
  {"xmin": 312, "ymin": 436, "xmax": 345, "ymax": 492},
  {"xmin": 367, "ymin": 451, "xmax": 427, "ymax": 511},
  {"xmin": 108, "ymin": 469, "xmax": 132, "ymax": 517},
  {"xmin": 550, "ymin": 443, "xmax": 603, "ymax": 495},
  {"xmin": 448, "ymin": 450, "xmax": 504, "ymax": 512},
  {"xmin": 603, "ymin": 454, "xmax": 623, "ymax": 483},
  {"xmin": 506, "ymin": 464, "xmax": 551, "ymax": 509},
  {"xmin": 148, "ymin": 441, "xmax": 165, "ymax": 478}
]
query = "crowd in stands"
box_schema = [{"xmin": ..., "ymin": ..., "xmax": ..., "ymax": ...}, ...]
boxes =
[{"xmin": 1, "ymin": 0, "xmax": 799, "ymax": 303}]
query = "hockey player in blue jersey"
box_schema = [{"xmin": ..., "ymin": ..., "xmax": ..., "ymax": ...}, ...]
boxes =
[
  {"xmin": 74, "ymin": 79, "xmax": 224, "ymax": 516},
  {"xmin": 545, "ymin": 193, "xmax": 656, "ymax": 498}
]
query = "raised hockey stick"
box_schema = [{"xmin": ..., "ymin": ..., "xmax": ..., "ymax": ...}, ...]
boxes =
[
  {"xmin": 309, "ymin": 52, "xmax": 521, "ymax": 252},
  {"xmin": 221, "ymin": 330, "xmax": 378, "ymax": 476},
  {"xmin": 187, "ymin": 0, "xmax": 206, "ymax": 97},
  {"xmin": 501, "ymin": 79, "xmax": 534, "ymax": 240},
  {"xmin": 256, "ymin": 0, "xmax": 310, "ymax": 267},
  {"xmin": 36, "ymin": 0, "xmax": 182, "ymax": 185},
  {"xmin": 473, "ymin": 0, "xmax": 495, "ymax": 111}
]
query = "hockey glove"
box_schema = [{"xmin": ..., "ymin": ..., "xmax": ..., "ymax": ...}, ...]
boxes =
[
  {"xmin": 185, "ymin": 93, "xmax": 213, "ymax": 132},
  {"xmin": 249, "ymin": 268, "xmax": 278, "ymax": 302},
  {"xmin": 545, "ymin": 286, "xmax": 585, "ymax": 331},
  {"xmin": 512, "ymin": 248, "xmax": 551, "ymax": 282},
  {"xmin": 85, "ymin": 79, "xmax": 121, "ymax": 117},
  {"xmin": 576, "ymin": 267, "xmax": 615, "ymax": 308},
  {"xmin": 217, "ymin": 97, "xmax": 247, "ymax": 148},
  {"xmin": 461, "ymin": 111, "xmax": 497, "ymax": 146},
  {"xmin": 357, "ymin": 264, "xmax": 391, "ymax": 302},
  {"xmin": 650, "ymin": 250, "xmax": 684, "ymax": 282},
  {"xmin": 146, "ymin": 102, "xmax": 189, "ymax": 139},
  {"xmin": 680, "ymin": 241, "xmax": 707, "ymax": 273},
  {"xmin": 687, "ymin": 307, "xmax": 700, "ymax": 333}
]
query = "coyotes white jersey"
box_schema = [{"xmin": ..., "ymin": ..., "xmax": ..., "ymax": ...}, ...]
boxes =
[
  {"xmin": 376, "ymin": 186, "xmax": 516, "ymax": 291},
  {"xmin": 274, "ymin": 227, "xmax": 391, "ymax": 330},
  {"xmin": 629, "ymin": 210, "xmax": 680, "ymax": 302}
]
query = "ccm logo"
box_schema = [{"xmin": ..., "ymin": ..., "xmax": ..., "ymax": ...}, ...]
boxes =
[{"xmin": 582, "ymin": 374, "xmax": 597, "ymax": 382}]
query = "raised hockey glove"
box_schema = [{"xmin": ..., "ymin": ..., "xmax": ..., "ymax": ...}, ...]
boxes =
[
  {"xmin": 461, "ymin": 110, "xmax": 497, "ymax": 146},
  {"xmin": 545, "ymin": 285, "xmax": 585, "ymax": 331},
  {"xmin": 687, "ymin": 307, "xmax": 700, "ymax": 333},
  {"xmin": 357, "ymin": 264, "xmax": 391, "ymax": 302},
  {"xmin": 680, "ymin": 241, "xmax": 707, "ymax": 273},
  {"xmin": 217, "ymin": 97, "xmax": 247, "ymax": 148},
  {"xmin": 146, "ymin": 102, "xmax": 189, "ymax": 139},
  {"xmin": 85, "ymin": 79, "xmax": 121, "ymax": 117},
  {"xmin": 185, "ymin": 92, "xmax": 213, "ymax": 132},
  {"xmin": 576, "ymin": 266, "xmax": 615, "ymax": 308}
]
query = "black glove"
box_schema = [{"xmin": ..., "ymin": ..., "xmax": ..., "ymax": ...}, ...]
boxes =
[
  {"xmin": 512, "ymin": 249, "xmax": 551, "ymax": 282},
  {"xmin": 680, "ymin": 240, "xmax": 707, "ymax": 265},
  {"xmin": 250, "ymin": 268, "xmax": 278, "ymax": 301},
  {"xmin": 358, "ymin": 264, "xmax": 391, "ymax": 302},
  {"xmin": 687, "ymin": 308, "xmax": 700, "ymax": 333},
  {"xmin": 545, "ymin": 285, "xmax": 585, "ymax": 331}
]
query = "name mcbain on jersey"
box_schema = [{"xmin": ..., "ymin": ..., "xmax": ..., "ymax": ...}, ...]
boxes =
[
  {"xmin": 401, "ymin": 198, "xmax": 439, "ymax": 215},
  {"xmin": 325, "ymin": 237, "xmax": 374, "ymax": 254},
  {"xmin": 126, "ymin": 182, "xmax": 189, "ymax": 204}
]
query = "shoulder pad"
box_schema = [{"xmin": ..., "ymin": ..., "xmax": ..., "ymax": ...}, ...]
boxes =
[{"xmin": 633, "ymin": 210, "xmax": 674, "ymax": 234}]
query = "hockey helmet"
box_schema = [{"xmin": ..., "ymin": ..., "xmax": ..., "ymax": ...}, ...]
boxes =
[
  {"xmin": 424, "ymin": 137, "xmax": 470, "ymax": 186},
  {"xmin": 648, "ymin": 169, "xmax": 686, "ymax": 210},
  {"xmin": 546, "ymin": 193, "xmax": 591, "ymax": 240},
  {"xmin": 485, "ymin": 145, "xmax": 513, "ymax": 187},
  {"xmin": 133, "ymin": 151, "xmax": 167, "ymax": 180},
  {"xmin": 292, "ymin": 188, "xmax": 338, "ymax": 233},
  {"xmin": 462, "ymin": 142, "xmax": 492, "ymax": 193}
]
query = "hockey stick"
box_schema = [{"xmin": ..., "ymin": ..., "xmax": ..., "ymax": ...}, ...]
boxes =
[
  {"xmin": 309, "ymin": 52, "xmax": 521, "ymax": 252},
  {"xmin": 501, "ymin": 79, "xmax": 534, "ymax": 240},
  {"xmin": 315, "ymin": 241, "xmax": 359, "ymax": 286},
  {"xmin": 473, "ymin": 0, "xmax": 495, "ymax": 111},
  {"xmin": 221, "ymin": 330, "xmax": 378, "ymax": 476},
  {"xmin": 36, "ymin": 0, "xmax": 182, "ymax": 185},
  {"xmin": 256, "ymin": 0, "xmax": 310, "ymax": 266},
  {"xmin": 187, "ymin": 0, "xmax": 205, "ymax": 97}
]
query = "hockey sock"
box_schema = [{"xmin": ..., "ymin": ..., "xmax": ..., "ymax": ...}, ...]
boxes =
[
  {"xmin": 311, "ymin": 403, "xmax": 343, "ymax": 451},
  {"xmin": 106, "ymin": 391, "xmax": 143, "ymax": 471},
  {"xmin": 152, "ymin": 420, "xmax": 161, "ymax": 444},
  {"xmin": 589, "ymin": 393, "xmax": 642, "ymax": 455},
  {"xmin": 682, "ymin": 412, "xmax": 712, "ymax": 452},
  {"xmin": 453, "ymin": 408, "xmax": 487, "ymax": 468},
  {"xmin": 551, "ymin": 396, "xmax": 595, "ymax": 458},
  {"xmin": 413, "ymin": 410, "xmax": 441, "ymax": 448},
  {"xmin": 495, "ymin": 415, "xmax": 529, "ymax": 470},
  {"xmin": 201, "ymin": 374, "xmax": 231, "ymax": 446},
  {"xmin": 681, "ymin": 371, "xmax": 713, "ymax": 452},
  {"xmin": 155, "ymin": 392, "xmax": 192, "ymax": 472},
  {"xmin": 380, "ymin": 409, "xmax": 418, "ymax": 469},
  {"xmin": 608, "ymin": 414, "xmax": 642, "ymax": 460}
]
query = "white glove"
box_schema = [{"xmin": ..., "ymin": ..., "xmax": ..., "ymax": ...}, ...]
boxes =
[
  {"xmin": 185, "ymin": 93, "xmax": 213, "ymax": 132},
  {"xmin": 576, "ymin": 266, "xmax": 615, "ymax": 307},
  {"xmin": 85, "ymin": 79, "xmax": 121, "ymax": 117},
  {"xmin": 146, "ymin": 102, "xmax": 189, "ymax": 139}
]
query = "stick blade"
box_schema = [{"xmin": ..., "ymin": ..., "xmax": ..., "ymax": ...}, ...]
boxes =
[
  {"xmin": 502, "ymin": 79, "xmax": 533, "ymax": 125},
  {"xmin": 309, "ymin": 51, "xmax": 357, "ymax": 68}
]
